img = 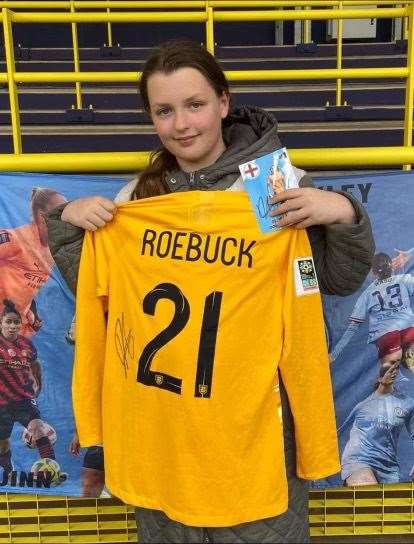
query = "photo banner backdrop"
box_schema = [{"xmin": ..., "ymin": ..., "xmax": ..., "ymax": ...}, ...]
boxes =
[
  {"xmin": 313, "ymin": 171, "xmax": 414, "ymax": 489},
  {"xmin": 0, "ymin": 172, "xmax": 126, "ymax": 496},
  {"xmin": 0, "ymin": 170, "xmax": 412, "ymax": 497}
]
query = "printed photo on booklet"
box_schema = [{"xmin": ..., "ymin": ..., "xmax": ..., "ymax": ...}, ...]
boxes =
[{"xmin": 239, "ymin": 148, "xmax": 299, "ymax": 234}]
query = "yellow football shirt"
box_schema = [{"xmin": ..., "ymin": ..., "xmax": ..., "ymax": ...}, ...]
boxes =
[{"xmin": 74, "ymin": 191, "xmax": 340, "ymax": 527}]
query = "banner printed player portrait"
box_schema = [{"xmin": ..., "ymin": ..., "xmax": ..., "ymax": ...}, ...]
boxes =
[
  {"xmin": 0, "ymin": 172, "xmax": 125, "ymax": 496},
  {"xmin": 312, "ymin": 171, "xmax": 414, "ymax": 488}
]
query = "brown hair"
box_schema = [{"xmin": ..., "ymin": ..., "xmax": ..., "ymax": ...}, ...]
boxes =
[{"xmin": 132, "ymin": 40, "xmax": 230, "ymax": 200}]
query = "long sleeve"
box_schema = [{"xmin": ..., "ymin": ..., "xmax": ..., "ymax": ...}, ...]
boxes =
[
  {"xmin": 46, "ymin": 182, "xmax": 135, "ymax": 296},
  {"xmin": 278, "ymin": 229, "xmax": 340, "ymax": 480},
  {"xmin": 46, "ymin": 203, "xmax": 85, "ymax": 296},
  {"xmin": 72, "ymin": 231, "xmax": 108, "ymax": 447},
  {"xmin": 299, "ymin": 173, "xmax": 375, "ymax": 296}
]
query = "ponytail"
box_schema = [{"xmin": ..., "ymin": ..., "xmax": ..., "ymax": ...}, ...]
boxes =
[{"xmin": 131, "ymin": 149, "xmax": 174, "ymax": 200}]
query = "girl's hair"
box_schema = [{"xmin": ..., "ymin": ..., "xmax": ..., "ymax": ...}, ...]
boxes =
[
  {"xmin": 1, "ymin": 299, "xmax": 21, "ymax": 320},
  {"xmin": 31, "ymin": 187, "xmax": 63, "ymax": 220},
  {"xmin": 132, "ymin": 40, "xmax": 230, "ymax": 200}
]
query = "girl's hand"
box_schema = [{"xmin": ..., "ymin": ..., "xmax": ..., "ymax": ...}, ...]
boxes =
[
  {"xmin": 61, "ymin": 196, "xmax": 116, "ymax": 231},
  {"xmin": 270, "ymin": 188, "xmax": 356, "ymax": 229}
]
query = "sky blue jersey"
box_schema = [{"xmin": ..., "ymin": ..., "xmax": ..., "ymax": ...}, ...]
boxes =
[
  {"xmin": 340, "ymin": 390, "xmax": 414, "ymax": 482},
  {"xmin": 350, "ymin": 274, "xmax": 414, "ymax": 343}
]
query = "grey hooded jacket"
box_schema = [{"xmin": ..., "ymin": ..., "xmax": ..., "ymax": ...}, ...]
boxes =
[
  {"xmin": 47, "ymin": 105, "xmax": 375, "ymax": 297},
  {"xmin": 46, "ymin": 106, "xmax": 374, "ymax": 543}
]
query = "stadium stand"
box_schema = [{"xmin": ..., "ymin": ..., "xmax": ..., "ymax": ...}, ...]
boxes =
[{"xmin": 0, "ymin": 41, "xmax": 409, "ymax": 152}]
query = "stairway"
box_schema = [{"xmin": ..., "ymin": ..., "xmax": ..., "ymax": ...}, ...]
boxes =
[{"xmin": 0, "ymin": 42, "xmax": 408, "ymax": 155}]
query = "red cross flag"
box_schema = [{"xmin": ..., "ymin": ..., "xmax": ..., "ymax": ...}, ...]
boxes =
[{"xmin": 243, "ymin": 162, "xmax": 260, "ymax": 179}]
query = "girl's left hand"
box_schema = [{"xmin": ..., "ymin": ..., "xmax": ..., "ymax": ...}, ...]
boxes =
[{"xmin": 270, "ymin": 187, "xmax": 356, "ymax": 229}]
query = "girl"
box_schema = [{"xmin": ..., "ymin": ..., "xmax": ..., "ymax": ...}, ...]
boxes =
[{"xmin": 47, "ymin": 41, "xmax": 375, "ymax": 543}]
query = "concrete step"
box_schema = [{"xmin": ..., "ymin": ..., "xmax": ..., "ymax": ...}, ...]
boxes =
[
  {"xmin": 0, "ymin": 105, "xmax": 404, "ymax": 125},
  {"xmin": 0, "ymin": 119, "xmax": 407, "ymax": 153},
  {"xmin": 0, "ymin": 84, "xmax": 405, "ymax": 110},
  {"xmin": 2, "ymin": 55, "xmax": 405, "ymax": 73},
  {"xmin": 8, "ymin": 42, "xmax": 407, "ymax": 61}
]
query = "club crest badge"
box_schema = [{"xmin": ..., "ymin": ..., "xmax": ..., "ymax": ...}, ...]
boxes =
[
  {"xmin": 198, "ymin": 384, "xmax": 209, "ymax": 396},
  {"xmin": 155, "ymin": 374, "xmax": 164, "ymax": 385}
]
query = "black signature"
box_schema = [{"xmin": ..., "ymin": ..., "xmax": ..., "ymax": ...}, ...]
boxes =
[
  {"xmin": 114, "ymin": 313, "xmax": 135, "ymax": 378},
  {"xmin": 256, "ymin": 196, "xmax": 282, "ymax": 228},
  {"xmin": 256, "ymin": 195, "xmax": 273, "ymax": 219}
]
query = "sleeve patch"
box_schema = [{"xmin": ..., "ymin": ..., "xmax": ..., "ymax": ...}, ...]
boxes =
[
  {"xmin": 294, "ymin": 257, "xmax": 319, "ymax": 296},
  {"xmin": 0, "ymin": 231, "xmax": 10, "ymax": 244}
]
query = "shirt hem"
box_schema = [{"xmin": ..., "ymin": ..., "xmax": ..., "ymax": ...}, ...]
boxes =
[
  {"xmin": 78, "ymin": 436, "xmax": 103, "ymax": 448},
  {"xmin": 297, "ymin": 463, "xmax": 341, "ymax": 480},
  {"xmin": 105, "ymin": 478, "xmax": 288, "ymax": 527}
]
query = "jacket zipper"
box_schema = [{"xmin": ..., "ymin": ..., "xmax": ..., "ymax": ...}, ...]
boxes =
[{"xmin": 189, "ymin": 172, "xmax": 195, "ymax": 186}]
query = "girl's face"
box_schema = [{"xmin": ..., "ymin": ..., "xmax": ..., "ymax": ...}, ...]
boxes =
[
  {"xmin": 1, "ymin": 312, "xmax": 21, "ymax": 341},
  {"xmin": 147, "ymin": 67, "xmax": 230, "ymax": 172}
]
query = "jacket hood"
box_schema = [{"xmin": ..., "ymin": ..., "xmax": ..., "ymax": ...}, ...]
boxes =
[{"xmin": 164, "ymin": 105, "xmax": 281, "ymax": 192}]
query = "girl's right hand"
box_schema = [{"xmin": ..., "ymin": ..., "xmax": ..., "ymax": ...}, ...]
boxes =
[{"xmin": 61, "ymin": 196, "xmax": 116, "ymax": 231}]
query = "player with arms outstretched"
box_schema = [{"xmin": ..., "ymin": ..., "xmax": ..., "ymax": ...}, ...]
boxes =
[{"xmin": 330, "ymin": 252, "xmax": 414, "ymax": 369}]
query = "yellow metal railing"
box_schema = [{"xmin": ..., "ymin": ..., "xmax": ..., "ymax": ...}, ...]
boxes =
[
  {"xmin": 2, "ymin": 7, "xmax": 21, "ymax": 155},
  {"xmin": 0, "ymin": 1, "xmax": 408, "ymax": 7},
  {"xmin": 335, "ymin": 1, "xmax": 343, "ymax": 106},
  {"xmin": 0, "ymin": 0, "xmax": 409, "ymax": 60},
  {"xmin": 0, "ymin": 2, "xmax": 412, "ymax": 171},
  {"xmin": 70, "ymin": 0, "xmax": 82, "ymax": 109},
  {"xmin": 0, "ymin": 3, "xmax": 414, "ymax": 542},
  {"xmin": 0, "ymin": 146, "xmax": 413, "ymax": 173},
  {"xmin": 405, "ymin": 3, "xmax": 414, "ymax": 152}
]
